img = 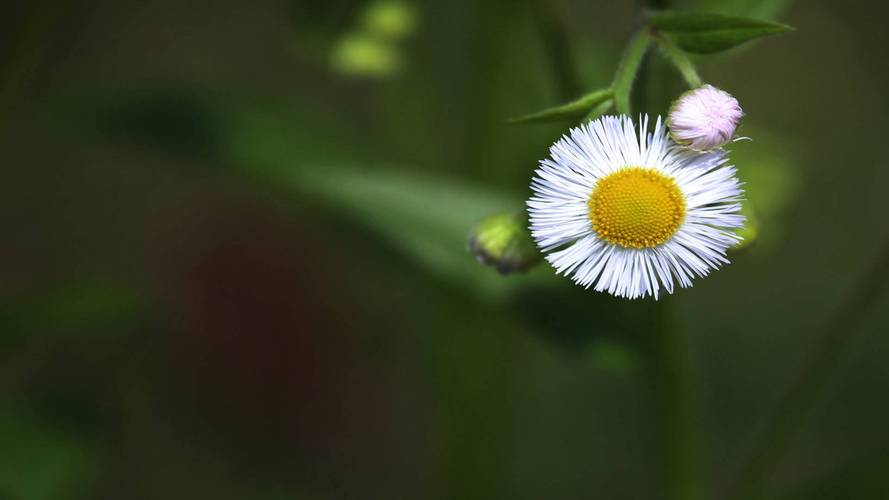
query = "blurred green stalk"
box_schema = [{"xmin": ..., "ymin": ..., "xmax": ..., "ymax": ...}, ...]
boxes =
[
  {"xmin": 630, "ymin": 0, "xmax": 701, "ymax": 496},
  {"xmin": 630, "ymin": 299, "xmax": 701, "ymax": 500}
]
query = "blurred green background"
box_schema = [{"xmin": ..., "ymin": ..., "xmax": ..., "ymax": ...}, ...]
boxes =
[{"xmin": 3, "ymin": 0, "xmax": 889, "ymax": 499}]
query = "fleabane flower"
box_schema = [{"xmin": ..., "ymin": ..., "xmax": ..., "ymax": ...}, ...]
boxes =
[
  {"xmin": 667, "ymin": 84, "xmax": 743, "ymax": 151},
  {"xmin": 527, "ymin": 115, "xmax": 744, "ymax": 299}
]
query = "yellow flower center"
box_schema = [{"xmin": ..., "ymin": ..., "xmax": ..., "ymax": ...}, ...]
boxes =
[{"xmin": 588, "ymin": 167, "xmax": 686, "ymax": 249}]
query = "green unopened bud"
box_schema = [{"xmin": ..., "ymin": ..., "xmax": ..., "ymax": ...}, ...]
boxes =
[{"xmin": 468, "ymin": 213, "xmax": 541, "ymax": 274}]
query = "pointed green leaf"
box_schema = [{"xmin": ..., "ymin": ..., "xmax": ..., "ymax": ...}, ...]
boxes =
[
  {"xmin": 694, "ymin": 0, "xmax": 794, "ymax": 21},
  {"xmin": 507, "ymin": 88, "xmax": 612, "ymax": 124},
  {"xmin": 650, "ymin": 11, "xmax": 793, "ymax": 54},
  {"xmin": 612, "ymin": 30, "xmax": 652, "ymax": 115}
]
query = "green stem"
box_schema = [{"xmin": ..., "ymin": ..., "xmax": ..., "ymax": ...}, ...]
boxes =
[
  {"xmin": 625, "ymin": 22, "xmax": 698, "ymax": 500},
  {"xmin": 728, "ymin": 239, "xmax": 889, "ymax": 500},
  {"xmin": 654, "ymin": 35, "xmax": 703, "ymax": 88},
  {"xmin": 612, "ymin": 29, "xmax": 652, "ymax": 115},
  {"xmin": 583, "ymin": 98, "xmax": 614, "ymax": 122},
  {"xmin": 662, "ymin": 320, "xmax": 700, "ymax": 500},
  {"xmin": 632, "ymin": 300, "xmax": 700, "ymax": 500}
]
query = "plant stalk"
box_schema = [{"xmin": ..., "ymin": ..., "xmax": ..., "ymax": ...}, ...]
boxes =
[
  {"xmin": 631, "ymin": 299, "xmax": 701, "ymax": 500},
  {"xmin": 630, "ymin": 2, "xmax": 701, "ymax": 494}
]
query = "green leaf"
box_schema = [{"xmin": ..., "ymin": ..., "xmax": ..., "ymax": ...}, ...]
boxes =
[
  {"xmin": 693, "ymin": 0, "xmax": 794, "ymax": 21},
  {"xmin": 612, "ymin": 30, "xmax": 652, "ymax": 115},
  {"xmin": 507, "ymin": 88, "xmax": 612, "ymax": 124},
  {"xmin": 214, "ymin": 98, "xmax": 560, "ymax": 298},
  {"xmin": 650, "ymin": 11, "xmax": 793, "ymax": 54}
]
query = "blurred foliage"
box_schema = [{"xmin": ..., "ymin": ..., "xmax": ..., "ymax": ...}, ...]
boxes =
[
  {"xmin": 589, "ymin": 339, "xmax": 640, "ymax": 375},
  {"xmin": 62, "ymin": 88, "xmax": 559, "ymax": 300},
  {"xmin": 728, "ymin": 129, "xmax": 799, "ymax": 252},
  {"xmin": 772, "ymin": 450, "xmax": 889, "ymax": 500},
  {"xmin": 0, "ymin": 408, "xmax": 96, "ymax": 500},
  {"xmin": 3, "ymin": 0, "xmax": 889, "ymax": 499},
  {"xmin": 733, "ymin": 201, "xmax": 760, "ymax": 251},
  {"xmin": 328, "ymin": 0, "xmax": 418, "ymax": 78},
  {"xmin": 331, "ymin": 33, "xmax": 402, "ymax": 77},
  {"xmin": 1, "ymin": 279, "xmax": 145, "ymax": 353},
  {"xmin": 363, "ymin": 0, "xmax": 418, "ymax": 40}
]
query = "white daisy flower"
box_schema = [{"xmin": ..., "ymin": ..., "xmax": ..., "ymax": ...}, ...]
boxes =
[{"xmin": 527, "ymin": 115, "xmax": 744, "ymax": 299}]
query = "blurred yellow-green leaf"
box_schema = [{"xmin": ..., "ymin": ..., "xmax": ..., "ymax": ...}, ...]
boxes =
[{"xmin": 331, "ymin": 33, "xmax": 401, "ymax": 78}]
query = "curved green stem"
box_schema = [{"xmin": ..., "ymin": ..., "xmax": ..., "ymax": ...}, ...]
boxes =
[
  {"xmin": 654, "ymin": 34, "xmax": 703, "ymax": 88},
  {"xmin": 626, "ymin": 4, "xmax": 700, "ymax": 497},
  {"xmin": 612, "ymin": 30, "xmax": 653, "ymax": 115},
  {"xmin": 583, "ymin": 98, "xmax": 614, "ymax": 122}
]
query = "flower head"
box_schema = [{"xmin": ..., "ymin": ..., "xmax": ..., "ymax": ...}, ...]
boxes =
[
  {"xmin": 667, "ymin": 84, "xmax": 743, "ymax": 151},
  {"xmin": 528, "ymin": 115, "xmax": 744, "ymax": 299}
]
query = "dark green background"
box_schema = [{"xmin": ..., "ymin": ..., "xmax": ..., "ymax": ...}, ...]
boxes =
[{"xmin": 2, "ymin": 0, "xmax": 888, "ymax": 499}]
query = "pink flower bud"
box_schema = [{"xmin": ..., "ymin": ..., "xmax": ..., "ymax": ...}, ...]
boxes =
[{"xmin": 667, "ymin": 84, "xmax": 743, "ymax": 151}]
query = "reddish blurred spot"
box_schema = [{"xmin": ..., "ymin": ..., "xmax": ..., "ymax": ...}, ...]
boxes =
[{"xmin": 151, "ymin": 198, "xmax": 388, "ymax": 461}]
